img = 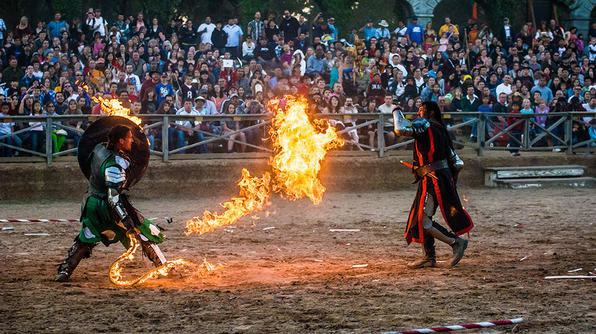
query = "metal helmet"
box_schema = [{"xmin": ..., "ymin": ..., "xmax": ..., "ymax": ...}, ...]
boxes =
[{"xmin": 78, "ymin": 116, "xmax": 149, "ymax": 188}]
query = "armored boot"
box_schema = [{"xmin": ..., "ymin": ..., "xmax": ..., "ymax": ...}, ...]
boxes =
[
  {"xmin": 55, "ymin": 236, "xmax": 96, "ymax": 282},
  {"xmin": 407, "ymin": 232, "xmax": 436, "ymax": 269},
  {"xmin": 450, "ymin": 237, "xmax": 468, "ymax": 267}
]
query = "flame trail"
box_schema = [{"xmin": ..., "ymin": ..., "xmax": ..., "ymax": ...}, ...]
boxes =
[
  {"xmin": 185, "ymin": 169, "xmax": 271, "ymax": 235},
  {"xmin": 109, "ymin": 233, "xmax": 222, "ymax": 286},
  {"xmin": 186, "ymin": 95, "xmax": 343, "ymax": 235}
]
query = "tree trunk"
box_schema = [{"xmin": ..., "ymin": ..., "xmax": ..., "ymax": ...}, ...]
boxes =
[
  {"xmin": 528, "ymin": 0, "xmax": 536, "ymax": 31},
  {"xmin": 552, "ymin": 2, "xmax": 559, "ymax": 26}
]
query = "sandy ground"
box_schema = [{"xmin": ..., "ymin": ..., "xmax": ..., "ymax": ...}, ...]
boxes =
[{"xmin": 0, "ymin": 188, "xmax": 594, "ymax": 333}]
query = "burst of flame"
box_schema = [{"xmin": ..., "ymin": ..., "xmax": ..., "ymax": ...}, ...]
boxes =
[
  {"xmin": 185, "ymin": 169, "xmax": 272, "ymax": 235},
  {"xmin": 186, "ymin": 96, "xmax": 343, "ymax": 235},
  {"xmin": 92, "ymin": 96, "xmax": 142, "ymax": 126},
  {"xmin": 269, "ymin": 96, "xmax": 343, "ymax": 204},
  {"xmin": 109, "ymin": 233, "xmax": 221, "ymax": 287}
]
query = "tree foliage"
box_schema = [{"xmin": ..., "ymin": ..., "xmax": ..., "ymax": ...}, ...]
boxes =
[{"xmin": 0, "ymin": 0, "xmax": 581, "ymax": 39}]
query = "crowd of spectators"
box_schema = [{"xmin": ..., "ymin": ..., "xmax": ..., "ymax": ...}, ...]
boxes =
[{"xmin": 0, "ymin": 9, "xmax": 595, "ymax": 157}]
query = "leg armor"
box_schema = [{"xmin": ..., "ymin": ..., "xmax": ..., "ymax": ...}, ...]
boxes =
[
  {"xmin": 432, "ymin": 221, "xmax": 457, "ymax": 239},
  {"xmin": 408, "ymin": 193, "xmax": 438, "ymax": 269},
  {"xmin": 56, "ymin": 236, "xmax": 96, "ymax": 282}
]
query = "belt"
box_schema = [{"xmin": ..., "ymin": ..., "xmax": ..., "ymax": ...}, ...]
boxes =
[{"xmin": 414, "ymin": 159, "xmax": 448, "ymax": 179}]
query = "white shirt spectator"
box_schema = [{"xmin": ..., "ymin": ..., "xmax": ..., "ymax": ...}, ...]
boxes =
[
  {"xmin": 198, "ymin": 22, "xmax": 216, "ymax": 45},
  {"xmin": 582, "ymin": 102, "xmax": 595, "ymax": 124},
  {"xmin": 87, "ymin": 16, "xmax": 107, "ymax": 37},
  {"xmin": 176, "ymin": 107, "xmax": 200, "ymax": 128},
  {"xmin": 0, "ymin": 111, "xmax": 13, "ymax": 135},
  {"xmin": 378, "ymin": 103, "xmax": 396, "ymax": 126},
  {"xmin": 496, "ymin": 82, "xmax": 512, "ymax": 97},
  {"xmin": 223, "ymin": 24, "xmax": 243, "ymax": 47},
  {"xmin": 242, "ymin": 40, "xmax": 255, "ymax": 57},
  {"xmin": 394, "ymin": 26, "xmax": 408, "ymax": 42}
]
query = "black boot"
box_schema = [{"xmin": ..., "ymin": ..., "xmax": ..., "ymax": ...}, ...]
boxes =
[
  {"xmin": 55, "ymin": 236, "xmax": 96, "ymax": 282},
  {"xmin": 407, "ymin": 232, "xmax": 436, "ymax": 269},
  {"xmin": 450, "ymin": 237, "xmax": 468, "ymax": 267}
]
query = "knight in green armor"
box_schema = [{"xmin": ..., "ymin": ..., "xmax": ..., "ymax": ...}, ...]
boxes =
[{"xmin": 56, "ymin": 124, "xmax": 165, "ymax": 282}]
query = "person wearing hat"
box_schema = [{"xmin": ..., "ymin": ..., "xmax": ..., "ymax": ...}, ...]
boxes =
[
  {"xmin": 406, "ymin": 17, "xmax": 424, "ymax": 46},
  {"xmin": 155, "ymin": 72, "xmax": 174, "ymax": 105},
  {"xmin": 198, "ymin": 88, "xmax": 218, "ymax": 115},
  {"xmin": 179, "ymin": 73, "xmax": 200, "ymax": 102},
  {"xmin": 376, "ymin": 20, "xmax": 390, "ymax": 39}
]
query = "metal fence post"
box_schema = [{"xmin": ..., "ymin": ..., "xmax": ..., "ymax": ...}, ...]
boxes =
[
  {"xmin": 565, "ymin": 113, "xmax": 573, "ymax": 155},
  {"xmin": 162, "ymin": 115, "xmax": 169, "ymax": 162},
  {"xmin": 45, "ymin": 116, "xmax": 53, "ymax": 165},
  {"xmin": 477, "ymin": 115, "xmax": 485, "ymax": 156},
  {"xmin": 377, "ymin": 113, "xmax": 385, "ymax": 157}
]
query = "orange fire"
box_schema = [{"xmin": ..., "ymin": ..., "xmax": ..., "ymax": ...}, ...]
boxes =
[
  {"xmin": 268, "ymin": 96, "xmax": 343, "ymax": 204},
  {"xmin": 186, "ymin": 96, "xmax": 343, "ymax": 235},
  {"xmin": 109, "ymin": 233, "xmax": 221, "ymax": 286},
  {"xmin": 92, "ymin": 96, "xmax": 142, "ymax": 126},
  {"xmin": 186, "ymin": 169, "xmax": 271, "ymax": 235},
  {"xmin": 107, "ymin": 95, "xmax": 341, "ymax": 285}
]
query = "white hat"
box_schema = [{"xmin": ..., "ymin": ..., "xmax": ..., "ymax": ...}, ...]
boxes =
[{"xmin": 379, "ymin": 20, "xmax": 389, "ymax": 27}]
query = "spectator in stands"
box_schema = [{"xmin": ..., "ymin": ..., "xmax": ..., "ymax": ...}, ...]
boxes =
[
  {"xmin": 0, "ymin": 6, "xmax": 592, "ymax": 158},
  {"xmin": 0, "ymin": 102, "xmax": 22, "ymax": 156}
]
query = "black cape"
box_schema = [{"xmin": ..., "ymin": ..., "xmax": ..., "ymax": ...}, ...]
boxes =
[{"xmin": 405, "ymin": 121, "xmax": 474, "ymax": 244}]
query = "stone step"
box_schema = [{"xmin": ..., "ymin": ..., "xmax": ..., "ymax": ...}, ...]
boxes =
[
  {"xmin": 484, "ymin": 165, "xmax": 588, "ymax": 186},
  {"xmin": 485, "ymin": 165, "xmax": 586, "ymax": 179},
  {"xmin": 493, "ymin": 176, "xmax": 595, "ymax": 189}
]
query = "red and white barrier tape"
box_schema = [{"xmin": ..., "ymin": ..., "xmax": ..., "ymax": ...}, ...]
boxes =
[
  {"xmin": 0, "ymin": 219, "xmax": 79, "ymax": 223},
  {"xmin": 383, "ymin": 317, "xmax": 523, "ymax": 334},
  {"xmin": 0, "ymin": 217, "xmax": 166, "ymax": 223}
]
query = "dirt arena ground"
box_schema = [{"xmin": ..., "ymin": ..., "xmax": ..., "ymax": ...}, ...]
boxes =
[{"xmin": 0, "ymin": 188, "xmax": 594, "ymax": 333}]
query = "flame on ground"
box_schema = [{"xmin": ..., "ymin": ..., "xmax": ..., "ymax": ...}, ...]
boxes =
[
  {"xmin": 186, "ymin": 95, "xmax": 343, "ymax": 235},
  {"xmin": 109, "ymin": 232, "xmax": 222, "ymax": 287}
]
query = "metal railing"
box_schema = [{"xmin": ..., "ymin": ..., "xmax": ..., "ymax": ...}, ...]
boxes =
[{"xmin": 1, "ymin": 111, "xmax": 594, "ymax": 164}]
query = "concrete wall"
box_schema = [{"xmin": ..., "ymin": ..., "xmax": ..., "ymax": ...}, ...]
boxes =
[{"xmin": 1, "ymin": 152, "xmax": 594, "ymax": 202}]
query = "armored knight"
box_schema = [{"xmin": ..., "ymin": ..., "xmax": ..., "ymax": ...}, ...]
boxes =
[
  {"xmin": 56, "ymin": 118, "xmax": 166, "ymax": 282},
  {"xmin": 393, "ymin": 101, "xmax": 474, "ymax": 268}
]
